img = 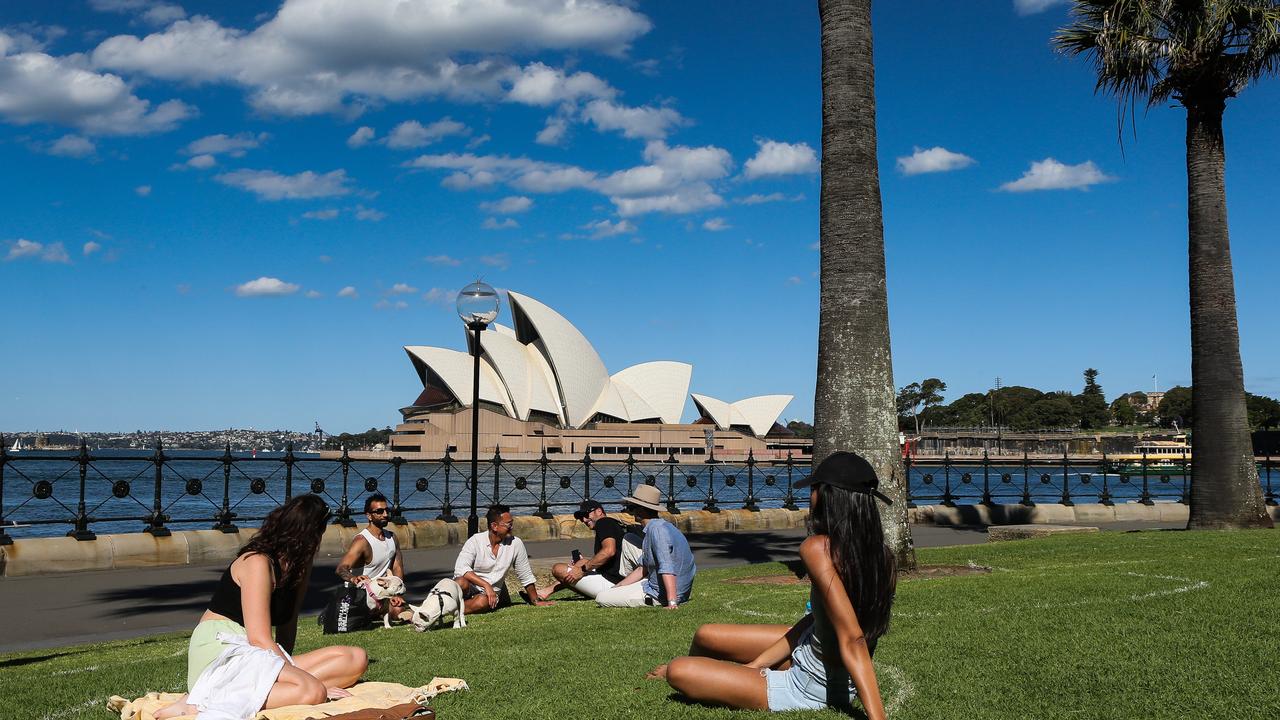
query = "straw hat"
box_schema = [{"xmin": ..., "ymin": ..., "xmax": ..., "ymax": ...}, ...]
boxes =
[{"xmin": 623, "ymin": 484, "xmax": 663, "ymax": 512}]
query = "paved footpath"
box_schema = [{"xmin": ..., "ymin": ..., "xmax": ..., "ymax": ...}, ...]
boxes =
[{"xmin": 0, "ymin": 521, "xmax": 1169, "ymax": 653}]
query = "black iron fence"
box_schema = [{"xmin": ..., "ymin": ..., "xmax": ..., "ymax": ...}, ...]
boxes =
[{"xmin": 1, "ymin": 439, "xmax": 1275, "ymax": 542}]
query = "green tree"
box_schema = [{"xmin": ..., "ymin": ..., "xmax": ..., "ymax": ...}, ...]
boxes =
[
  {"xmin": 814, "ymin": 0, "xmax": 914, "ymax": 566},
  {"xmin": 1057, "ymin": 1, "xmax": 1276, "ymax": 529},
  {"xmin": 1158, "ymin": 386, "xmax": 1194, "ymax": 429},
  {"xmin": 896, "ymin": 382, "xmax": 923, "ymax": 433},
  {"xmin": 786, "ymin": 420, "xmax": 816, "ymax": 439},
  {"xmin": 1076, "ymin": 368, "xmax": 1110, "ymax": 429},
  {"xmin": 918, "ymin": 378, "xmax": 948, "ymax": 426},
  {"xmin": 1111, "ymin": 396, "xmax": 1138, "ymax": 426},
  {"xmin": 1246, "ymin": 393, "xmax": 1280, "ymax": 430}
]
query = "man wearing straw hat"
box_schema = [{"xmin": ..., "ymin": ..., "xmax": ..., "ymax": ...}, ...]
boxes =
[{"xmin": 595, "ymin": 484, "xmax": 696, "ymax": 609}]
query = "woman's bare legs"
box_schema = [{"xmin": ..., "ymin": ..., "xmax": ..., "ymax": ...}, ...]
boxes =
[
  {"xmin": 293, "ymin": 645, "xmax": 368, "ymax": 689},
  {"xmin": 263, "ymin": 663, "xmax": 328, "ymax": 709},
  {"xmin": 648, "ymin": 623, "xmax": 790, "ymax": 680},
  {"xmin": 666, "ymin": 657, "xmax": 770, "ymax": 710}
]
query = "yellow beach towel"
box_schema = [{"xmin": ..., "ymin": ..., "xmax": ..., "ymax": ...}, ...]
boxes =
[{"xmin": 107, "ymin": 678, "xmax": 468, "ymax": 720}]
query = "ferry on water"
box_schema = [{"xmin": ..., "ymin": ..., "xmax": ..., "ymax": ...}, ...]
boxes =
[{"xmin": 1104, "ymin": 434, "xmax": 1191, "ymax": 475}]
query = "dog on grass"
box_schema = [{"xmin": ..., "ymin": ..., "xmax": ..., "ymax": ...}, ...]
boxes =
[
  {"xmin": 405, "ymin": 578, "xmax": 466, "ymax": 631},
  {"xmin": 359, "ymin": 575, "xmax": 407, "ymax": 629}
]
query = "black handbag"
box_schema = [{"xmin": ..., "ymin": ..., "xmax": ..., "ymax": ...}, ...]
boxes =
[{"xmin": 319, "ymin": 582, "xmax": 373, "ymax": 634}]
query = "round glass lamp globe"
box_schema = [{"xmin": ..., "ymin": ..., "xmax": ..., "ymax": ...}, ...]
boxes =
[{"xmin": 456, "ymin": 281, "xmax": 500, "ymax": 325}]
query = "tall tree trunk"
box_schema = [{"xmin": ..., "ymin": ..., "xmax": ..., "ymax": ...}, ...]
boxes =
[
  {"xmin": 815, "ymin": 0, "xmax": 915, "ymax": 566},
  {"xmin": 1184, "ymin": 99, "xmax": 1272, "ymax": 530}
]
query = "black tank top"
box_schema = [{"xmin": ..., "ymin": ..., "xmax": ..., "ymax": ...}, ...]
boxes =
[{"xmin": 206, "ymin": 554, "xmax": 297, "ymax": 626}]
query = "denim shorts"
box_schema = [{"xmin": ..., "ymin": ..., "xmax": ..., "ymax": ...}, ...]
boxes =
[{"xmin": 762, "ymin": 666, "xmax": 855, "ymax": 712}]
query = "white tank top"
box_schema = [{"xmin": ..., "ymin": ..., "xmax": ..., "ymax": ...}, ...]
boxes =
[{"xmin": 360, "ymin": 528, "xmax": 397, "ymax": 579}]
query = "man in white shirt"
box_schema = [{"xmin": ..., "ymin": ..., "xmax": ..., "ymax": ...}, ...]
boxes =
[{"xmin": 453, "ymin": 504, "xmax": 554, "ymax": 615}]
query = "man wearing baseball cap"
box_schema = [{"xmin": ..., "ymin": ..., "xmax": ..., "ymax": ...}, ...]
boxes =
[
  {"xmin": 595, "ymin": 485, "xmax": 696, "ymax": 609},
  {"xmin": 536, "ymin": 500, "xmax": 643, "ymax": 600}
]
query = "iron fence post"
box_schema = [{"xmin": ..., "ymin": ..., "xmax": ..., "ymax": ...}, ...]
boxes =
[
  {"xmin": 782, "ymin": 451, "xmax": 798, "ymax": 511},
  {"xmin": 581, "ymin": 450, "xmax": 591, "ymax": 502},
  {"xmin": 214, "ymin": 442, "xmax": 238, "ymax": 532},
  {"xmin": 146, "ymin": 439, "xmax": 170, "ymax": 536},
  {"xmin": 703, "ymin": 450, "xmax": 720, "ymax": 513},
  {"xmin": 745, "ymin": 450, "xmax": 760, "ymax": 512},
  {"xmin": 492, "ymin": 448, "xmax": 504, "ymax": 507},
  {"xmin": 981, "ymin": 449, "xmax": 993, "ymax": 505},
  {"xmin": 1060, "ymin": 448, "xmax": 1073, "ymax": 506},
  {"xmin": 1020, "ymin": 450, "xmax": 1034, "ymax": 507},
  {"xmin": 535, "ymin": 450, "xmax": 552, "ymax": 519},
  {"xmin": 70, "ymin": 439, "xmax": 96, "ymax": 540},
  {"xmin": 391, "ymin": 457, "xmax": 406, "ymax": 525},
  {"xmin": 665, "ymin": 451, "xmax": 680, "ymax": 514},
  {"xmin": 336, "ymin": 446, "xmax": 356, "ymax": 527},
  {"xmin": 1139, "ymin": 450, "xmax": 1154, "ymax": 505},
  {"xmin": 1266, "ymin": 456, "xmax": 1276, "ymax": 506},
  {"xmin": 941, "ymin": 452, "xmax": 955, "ymax": 507},
  {"xmin": 904, "ymin": 453, "xmax": 915, "ymax": 508},
  {"xmin": 625, "ymin": 452, "xmax": 637, "ymax": 496},
  {"xmin": 0, "ymin": 436, "xmax": 10, "ymax": 546},
  {"xmin": 439, "ymin": 450, "xmax": 457, "ymax": 522},
  {"xmin": 1179, "ymin": 450, "xmax": 1189, "ymax": 504},
  {"xmin": 283, "ymin": 442, "xmax": 294, "ymax": 499},
  {"xmin": 1099, "ymin": 450, "xmax": 1113, "ymax": 506}
]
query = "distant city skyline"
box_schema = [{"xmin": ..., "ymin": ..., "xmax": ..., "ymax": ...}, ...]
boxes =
[{"xmin": 2, "ymin": 1, "xmax": 1278, "ymax": 433}]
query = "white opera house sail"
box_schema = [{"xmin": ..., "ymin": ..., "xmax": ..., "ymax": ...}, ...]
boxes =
[{"xmin": 390, "ymin": 291, "xmax": 809, "ymax": 460}]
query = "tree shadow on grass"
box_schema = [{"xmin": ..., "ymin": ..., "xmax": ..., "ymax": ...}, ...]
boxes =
[
  {"xmin": 0, "ymin": 648, "xmax": 96, "ymax": 667},
  {"xmin": 687, "ymin": 530, "xmax": 805, "ymax": 565}
]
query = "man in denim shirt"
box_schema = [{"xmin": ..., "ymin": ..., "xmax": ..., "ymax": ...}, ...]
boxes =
[{"xmin": 596, "ymin": 485, "xmax": 696, "ymax": 609}]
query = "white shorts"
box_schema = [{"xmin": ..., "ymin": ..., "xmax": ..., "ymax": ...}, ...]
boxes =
[
  {"xmin": 569, "ymin": 573, "xmax": 615, "ymax": 599},
  {"xmin": 594, "ymin": 581, "xmax": 650, "ymax": 608}
]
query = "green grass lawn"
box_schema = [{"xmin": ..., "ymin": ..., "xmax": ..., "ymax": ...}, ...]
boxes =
[{"xmin": 5, "ymin": 529, "xmax": 1278, "ymax": 720}]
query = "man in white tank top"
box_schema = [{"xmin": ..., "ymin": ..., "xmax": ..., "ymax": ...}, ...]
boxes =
[{"xmin": 336, "ymin": 493, "xmax": 405, "ymax": 618}]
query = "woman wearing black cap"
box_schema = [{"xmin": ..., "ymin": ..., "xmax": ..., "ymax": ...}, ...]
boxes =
[{"xmin": 652, "ymin": 451, "xmax": 895, "ymax": 718}]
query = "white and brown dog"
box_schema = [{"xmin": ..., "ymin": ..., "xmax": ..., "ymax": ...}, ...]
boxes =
[
  {"xmin": 405, "ymin": 578, "xmax": 466, "ymax": 631},
  {"xmin": 359, "ymin": 575, "xmax": 407, "ymax": 629}
]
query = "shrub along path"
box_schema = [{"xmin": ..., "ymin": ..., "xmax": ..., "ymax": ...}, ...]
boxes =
[{"xmin": 3, "ymin": 528, "xmax": 1273, "ymax": 720}]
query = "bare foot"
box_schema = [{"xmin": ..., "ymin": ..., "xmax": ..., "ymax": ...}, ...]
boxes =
[
  {"xmin": 644, "ymin": 663, "xmax": 669, "ymax": 680},
  {"xmin": 535, "ymin": 586, "xmax": 554, "ymax": 601},
  {"xmin": 154, "ymin": 698, "xmax": 198, "ymax": 719}
]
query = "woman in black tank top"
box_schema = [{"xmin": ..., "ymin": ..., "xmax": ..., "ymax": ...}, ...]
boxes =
[{"xmin": 155, "ymin": 495, "xmax": 368, "ymax": 719}]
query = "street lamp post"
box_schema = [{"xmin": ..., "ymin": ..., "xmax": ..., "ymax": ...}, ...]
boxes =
[{"xmin": 456, "ymin": 281, "xmax": 500, "ymax": 536}]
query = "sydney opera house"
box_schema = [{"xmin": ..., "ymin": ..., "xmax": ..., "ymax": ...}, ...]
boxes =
[{"xmin": 384, "ymin": 291, "xmax": 810, "ymax": 461}]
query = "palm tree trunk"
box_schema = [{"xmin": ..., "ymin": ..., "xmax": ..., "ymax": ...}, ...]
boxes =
[
  {"xmin": 1184, "ymin": 99, "xmax": 1272, "ymax": 529},
  {"xmin": 815, "ymin": 0, "xmax": 915, "ymax": 566}
]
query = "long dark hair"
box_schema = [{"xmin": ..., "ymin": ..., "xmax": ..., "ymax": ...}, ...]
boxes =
[
  {"xmin": 237, "ymin": 494, "xmax": 329, "ymax": 590},
  {"xmin": 809, "ymin": 483, "xmax": 896, "ymax": 642}
]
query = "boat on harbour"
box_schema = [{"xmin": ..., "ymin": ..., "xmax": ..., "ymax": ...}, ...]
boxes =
[{"xmin": 1104, "ymin": 434, "xmax": 1191, "ymax": 475}]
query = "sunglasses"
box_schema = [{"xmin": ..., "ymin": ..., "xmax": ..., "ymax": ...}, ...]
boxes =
[{"xmin": 369, "ymin": 508, "xmax": 389, "ymax": 515}]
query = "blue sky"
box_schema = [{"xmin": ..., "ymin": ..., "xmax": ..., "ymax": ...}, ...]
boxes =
[{"xmin": 2, "ymin": 0, "xmax": 1278, "ymax": 433}]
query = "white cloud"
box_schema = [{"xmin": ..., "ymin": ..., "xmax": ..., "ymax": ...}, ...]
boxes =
[
  {"xmin": 467, "ymin": 133, "xmax": 490, "ymax": 149},
  {"xmin": 0, "ymin": 33, "xmax": 195, "ymax": 135},
  {"xmin": 535, "ymin": 117, "xmax": 568, "ymax": 146},
  {"xmin": 786, "ymin": 275, "xmax": 803, "ymax": 286},
  {"xmin": 305, "ymin": 289, "xmax": 322, "ymax": 298},
  {"xmin": 388, "ymin": 282, "xmax": 418, "ymax": 295},
  {"xmin": 479, "ymin": 196, "xmax": 532, "ymax": 214},
  {"xmin": 482, "ymin": 216, "xmax": 518, "ymax": 230},
  {"xmin": 91, "ymin": 1, "xmax": 650, "ymax": 117},
  {"xmin": 354, "ymin": 205, "xmax": 386, "ymax": 221},
  {"xmin": 347, "ymin": 126, "xmax": 374, "ymax": 148},
  {"xmin": 83, "ymin": 240, "xmax": 102, "ymax": 255},
  {"xmin": 385, "ymin": 118, "xmax": 469, "ymax": 149},
  {"xmin": 582, "ymin": 219, "xmax": 636, "ymax": 239},
  {"xmin": 480, "ymin": 252, "xmax": 510, "ymax": 269},
  {"xmin": 234, "ymin": 276, "xmax": 300, "ymax": 296},
  {"xmin": 302, "ymin": 208, "xmax": 339, "ymax": 220},
  {"xmin": 506, "ymin": 62, "xmax": 614, "ymax": 106},
  {"xmin": 425, "ymin": 254, "xmax": 462, "ymax": 266},
  {"xmin": 90, "ymin": 0, "xmax": 187, "ymax": 26},
  {"xmin": 337, "ymin": 285, "xmax": 358, "ymax": 298},
  {"xmin": 184, "ymin": 153, "xmax": 216, "ymax": 169},
  {"xmin": 1014, "ymin": 0, "xmax": 1069, "ymax": 15},
  {"xmin": 743, "ymin": 139, "xmax": 819, "ymax": 179},
  {"xmin": 135, "ymin": 184, "xmax": 152, "ymax": 196},
  {"xmin": 185, "ymin": 131, "xmax": 267, "ymax": 157},
  {"xmin": 999, "ymin": 158, "xmax": 1115, "ymax": 192},
  {"xmin": 702, "ymin": 217, "xmax": 730, "ymax": 232},
  {"xmin": 581, "ymin": 99, "xmax": 683, "ymax": 140},
  {"xmin": 612, "ymin": 186, "xmax": 722, "ymax": 217},
  {"xmin": 896, "ymin": 146, "xmax": 975, "ymax": 175},
  {"xmin": 48, "ymin": 134, "xmax": 96, "ymax": 158},
  {"xmin": 735, "ymin": 192, "xmax": 803, "ymax": 205},
  {"xmin": 422, "ymin": 287, "xmax": 453, "ymax": 306},
  {"xmin": 4, "ymin": 239, "xmax": 69, "ymax": 263},
  {"xmin": 215, "ymin": 168, "xmax": 352, "ymax": 200}
]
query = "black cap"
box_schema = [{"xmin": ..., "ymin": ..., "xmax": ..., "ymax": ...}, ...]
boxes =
[
  {"xmin": 573, "ymin": 500, "xmax": 604, "ymax": 520},
  {"xmin": 795, "ymin": 451, "xmax": 893, "ymax": 504}
]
